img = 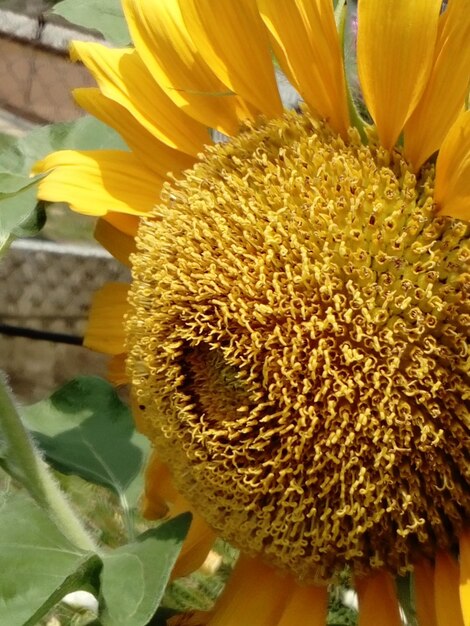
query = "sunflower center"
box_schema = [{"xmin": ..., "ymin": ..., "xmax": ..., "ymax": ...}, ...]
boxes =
[{"xmin": 127, "ymin": 110, "xmax": 470, "ymax": 581}]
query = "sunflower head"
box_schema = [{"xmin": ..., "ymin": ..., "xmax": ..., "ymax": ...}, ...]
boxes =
[{"xmin": 127, "ymin": 107, "xmax": 470, "ymax": 582}]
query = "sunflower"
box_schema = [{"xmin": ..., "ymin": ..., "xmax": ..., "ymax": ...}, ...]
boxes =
[{"xmin": 34, "ymin": 0, "xmax": 470, "ymax": 624}]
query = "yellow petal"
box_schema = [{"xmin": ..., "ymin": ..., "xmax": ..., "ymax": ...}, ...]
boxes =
[
  {"xmin": 131, "ymin": 394, "xmax": 151, "ymax": 437},
  {"xmin": 108, "ymin": 353, "xmax": 129, "ymax": 386},
  {"xmin": 71, "ymin": 41, "xmax": 209, "ymax": 156},
  {"xmin": 181, "ymin": 0, "xmax": 282, "ymax": 118},
  {"xmin": 123, "ymin": 0, "xmax": 255, "ymax": 135},
  {"xmin": 404, "ymin": 0, "xmax": 470, "ymax": 170},
  {"xmin": 434, "ymin": 111, "xmax": 470, "ymax": 220},
  {"xmin": 94, "ymin": 216, "xmax": 137, "ymax": 266},
  {"xmin": 277, "ymin": 583, "xmax": 328, "ymax": 626},
  {"xmin": 171, "ymin": 499, "xmax": 216, "ymax": 578},
  {"xmin": 357, "ymin": 0, "xmax": 442, "ymax": 150},
  {"xmin": 141, "ymin": 451, "xmax": 175, "ymax": 518},
  {"xmin": 435, "ymin": 551, "xmax": 465, "ymax": 626},
  {"xmin": 207, "ymin": 556, "xmax": 292, "ymax": 626},
  {"xmin": 34, "ymin": 150, "xmax": 161, "ymax": 216},
  {"xmin": 168, "ymin": 611, "xmax": 207, "ymax": 626},
  {"xmin": 84, "ymin": 282, "xmax": 129, "ymax": 354},
  {"xmin": 356, "ymin": 571, "xmax": 402, "ymax": 626},
  {"xmin": 103, "ymin": 212, "xmax": 140, "ymax": 238},
  {"xmin": 460, "ymin": 530, "xmax": 470, "ymax": 626},
  {"xmin": 74, "ymin": 88, "xmax": 195, "ymax": 177},
  {"xmin": 259, "ymin": 0, "xmax": 349, "ymax": 137},
  {"xmin": 414, "ymin": 561, "xmax": 438, "ymax": 626},
  {"xmin": 141, "ymin": 451, "xmax": 216, "ymax": 577}
]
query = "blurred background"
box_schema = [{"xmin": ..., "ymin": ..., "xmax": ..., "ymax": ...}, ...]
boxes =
[
  {"xmin": 0, "ymin": 0, "xmax": 129, "ymax": 401},
  {"xmin": 0, "ymin": 0, "xmax": 92, "ymax": 129}
]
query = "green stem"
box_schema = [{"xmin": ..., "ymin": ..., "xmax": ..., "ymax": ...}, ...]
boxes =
[{"xmin": 0, "ymin": 375, "xmax": 98, "ymax": 553}]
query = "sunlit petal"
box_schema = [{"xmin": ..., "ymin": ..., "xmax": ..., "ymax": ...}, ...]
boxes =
[
  {"xmin": 259, "ymin": 0, "xmax": 349, "ymax": 137},
  {"xmin": 404, "ymin": 0, "xmax": 470, "ymax": 169},
  {"xmin": 34, "ymin": 150, "xmax": 161, "ymax": 216},
  {"xmin": 357, "ymin": 0, "xmax": 441, "ymax": 150},
  {"xmin": 74, "ymin": 88, "xmax": 195, "ymax": 177},
  {"xmin": 434, "ymin": 111, "xmax": 470, "ymax": 220},
  {"xmin": 181, "ymin": 0, "xmax": 282, "ymax": 118},
  {"xmin": 71, "ymin": 41, "xmax": 210, "ymax": 155},
  {"xmin": 122, "ymin": 0, "xmax": 255, "ymax": 134}
]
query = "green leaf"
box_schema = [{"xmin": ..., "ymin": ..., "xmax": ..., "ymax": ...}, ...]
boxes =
[
  {"xmin": 0, "ymin": 116, "xmax": 125, "ymax": 179},
  {"xmin": 53, "ymin": 0, "xmax": 130, "ymax": 45},
  {"xmin": 10, "ymin": 200, "xmax": 47, "ymax": 239},
  {"xmin": 23, "ymin": 376, "xmax": 150, "ymax": 510},
  {"xmin": 0, "ymin": 172, "xmax": 42, "ymax": 196},
  {"xmin": 0, "ymin": 187, "xmax": 44, "ymax": 252},
  {"xmin": 0, "ymin": 116, "xmax": 126, "ymax": 254},
  {"xmin": 0, "ymin": 493, "xmax": 101, "ymax": 626},
  {"xmin": 99, "ymin": 514, "xmax": 191, "ymax": 626}
]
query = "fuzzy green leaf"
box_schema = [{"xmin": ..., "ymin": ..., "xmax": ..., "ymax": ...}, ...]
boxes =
[
  {"xmin": 0, "ymin": 116, "xmax": 125, "ymax": 179},
  {"xmin": 0, "ymin": 187, "xmax": 45, "ymax": 252},
  {"xmin": 0, "ymin": 493, "xmax": 101, "ymax": 626},
  {"xmin": 99, "ymin": 514, "xmax": 191, "ymax": 626},
  {"xmin": 53, "ymin": 0, "xmax": 130, "ymax": 45},
  {"xmin": 0, "ymin": 116, "xmax": 126, "ymax": 254},
  {"xmin": 22, "ymin": 376, "xmax": 150, "ymax": 509}
]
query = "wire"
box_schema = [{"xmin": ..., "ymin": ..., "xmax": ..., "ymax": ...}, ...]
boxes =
[{"xmin": 0, "ymin": 323, "xmax": 84, "ymax": 346}]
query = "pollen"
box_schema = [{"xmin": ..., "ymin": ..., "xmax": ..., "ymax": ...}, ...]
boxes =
[{"xmin": 126, "ymin": 110, "xmax": 470, "ymax": 581}]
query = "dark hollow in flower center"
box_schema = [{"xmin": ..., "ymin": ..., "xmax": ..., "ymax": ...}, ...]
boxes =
[{"xmin": 127, "ymin": 110, "xmax": 470, "ymax": 581}]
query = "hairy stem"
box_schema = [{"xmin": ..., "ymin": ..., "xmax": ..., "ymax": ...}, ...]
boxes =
[{"xmin": 0, "ymin": 375, "xmax": 98, "ymax": 553}]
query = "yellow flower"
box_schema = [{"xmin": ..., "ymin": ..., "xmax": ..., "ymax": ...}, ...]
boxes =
[{"xmin": 34, "ymin": 0, "xmax": 470, "ymax": 624}]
